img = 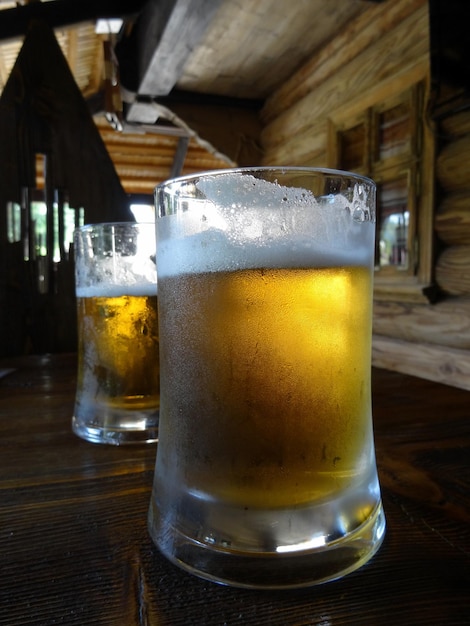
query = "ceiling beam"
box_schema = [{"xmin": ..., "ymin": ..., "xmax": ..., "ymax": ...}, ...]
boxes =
[
  {"xmin": 170, "ymin": 136, "xmax": 190, "ymax": 178},
  {"xmin": 121, "ymin": 0, "xmax": 224, "ymax": 101},
  {"xmin": 0, "ymin": 0, "xmax": 148, "ymax": 41},
  {"xmin": 121, "ymin": 0, "xmax": 225, "ymax": 125}
]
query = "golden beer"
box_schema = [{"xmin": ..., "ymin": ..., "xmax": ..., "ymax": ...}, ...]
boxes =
[
  {"xmin": 149, "ymin": 167, "xmax": 384, "ymax": 588},
  {"xmin": 74, "ymin": 290, "xmax": 159, "ymax": 434},
  {"xmin": 157, "ymin": 265, "xmax": 372, "ymax": 509},
  {"xmin": 73, "ymin": 221, "xmax": 159, "ymax": 445}
]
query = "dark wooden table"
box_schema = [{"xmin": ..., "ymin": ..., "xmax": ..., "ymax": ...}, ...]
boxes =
[{"xmin": 0, "ymin": 353, "xmax": 468, "ymax": 625}]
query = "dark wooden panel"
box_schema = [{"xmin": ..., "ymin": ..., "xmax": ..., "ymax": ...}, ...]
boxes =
[
  {"xmin": 0, "ymin": 20, "xmax": 135, "ymax": 356},
  {"xmin": 0, "ymin": 0, "xmax": 147, "ymax": 41}
]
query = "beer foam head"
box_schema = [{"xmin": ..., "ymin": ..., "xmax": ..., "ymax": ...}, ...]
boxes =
[
  {"xmin": 76, "ymin": 282, "xmax": 157, "ymax": 298},
  {"xmin": 157, "ymin": 172, "xmax": 375, "ymax": 277},
  {"xmin": 75, "ymin": 253, "xmax": 157, "ymax": 294},
  {"xmin": 74, "ymin": 222, "xmax": 158, "ymax": 293}
]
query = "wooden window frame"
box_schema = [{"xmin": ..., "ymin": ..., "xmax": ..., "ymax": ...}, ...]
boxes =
[
  {"xmin": 328, "ymin": 79, "xmax": 435, "ymax": 303},
  {"xmin": 374, "ymin": 165, "xmax": 417, "ymax": 276}
]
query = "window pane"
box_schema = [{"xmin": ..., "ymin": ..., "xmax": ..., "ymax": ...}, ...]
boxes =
[
  {"xmin": 31, "ymin": 201, "xmax": 48, "ymax": 257},
  {"xmin": 338, "ymin": 123, "xmax": 365, "ymax": 171},
  {"xmin": 377, "ymin": 177, "xmax": 409, "ymax": 269},
  {"xmin": 377, "ymin": 102, "xmax": 411, "ymax": 160},
  {"xmin": 7, "ymin": 202, "xmax": 21, "ymax": 243}
]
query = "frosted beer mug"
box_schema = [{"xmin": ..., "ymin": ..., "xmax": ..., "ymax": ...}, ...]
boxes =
[
  {"xmin": 72, "ymin": 222, "xmax": 159, "ymax": 445},
  {"xmin": 148, "ymin": 168, "xmax": 385, "ymax": 587}
]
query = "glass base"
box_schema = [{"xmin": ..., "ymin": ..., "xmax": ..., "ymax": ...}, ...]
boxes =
[
  {"xmin": 72, "ymin": 415, "xmax": 158, "ymax": 445},
  {"xmin": 148, "ymin": 491, "xmax": 386, "ymax": 589}
]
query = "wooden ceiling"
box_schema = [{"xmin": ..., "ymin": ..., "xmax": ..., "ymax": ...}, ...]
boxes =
[{"xmin": 0, "ymin": 0, "xmax": 385, "ymax": 196}]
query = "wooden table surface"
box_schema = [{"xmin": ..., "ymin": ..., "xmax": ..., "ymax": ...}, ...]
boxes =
[{"xmin": 0, "ymin": 353, "xmax": 468, "ymax": 625}]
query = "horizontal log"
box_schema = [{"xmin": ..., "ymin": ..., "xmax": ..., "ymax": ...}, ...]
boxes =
[
  {"xmin": 116, "ymin": 179, "xmax": 161, "ymax": 194},
  {"xmin": 436, "ymin": 135, "xmax": 470, "ymax": 192},
  {"xmin": 114, "ymin": 164, "xmax": 172, "ymax": 178},
  {"xmin": 178, "ymin": 155, "xmax": 231, "ymax": 169},
  {"xmin": 98, "ymin": 128, "xmax": 226, "ymax": 157},
  {"xmin": 261, "ymin": 5, "xmax": 428, "ymax": 153},
  {"xmin": 435, "ymin": 245, "xmax": 470, "ymax": 295},
  {"xmin": 115, "ymin": 154, "xmax": 236, "ymax": 194},
  {"xmin": 110, "ymin": 154, "xmax": 176, "ymax": 168},
  {"xmin": 97, "ymin": 119, "xmax": 180, "ymax": 139},
  {"xmin": 109, "ymin": 141, "xmax": 180, "ymax": 160},
  {"xmin": 372, "ymin": 335, "xmax": 470, "ymax": 391},
  {"xmin": 262, "ymin": 0, "xmax": 426, "ymax": 125},
  {"xmin": 373, "ymin": 297, "xmax": 470, "ymax": 349},
  {"xmin": 99, "ymin": 133, "xmax": 181, "ymax": 150},
  {"xmin": 439, "ymin": 108, "xmax": 470, "ymax": 139},
  {"xmin": 264, "ymin": 150, "xmax": 327, "ymax": 168},
  {"xmin": 35, "ymin": 146, "xmax": 231, "ymax": 196},
  {"xmin": 86, "ymin": 114, "xmax": 234, "ymax": 195},
  {"xmin": 373, "ymin": 280, "xmax": 435, "ymax": 304},
  {"xmin": 261, "ymin": 122, "xmax": 327, "ymax": 166},
  {"xmin": 435, "ymin": 193, "xmax": 470, "ymax": 245}
]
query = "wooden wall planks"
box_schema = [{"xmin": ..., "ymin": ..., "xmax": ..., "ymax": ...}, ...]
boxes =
[
  {"xmin": 258, "ymin": 0, "xmax": 470, "ymax": 389},
  {"xmin": 93, "ymin": 115, "xmax": 234, "ymax": 196},
  {"xmin": 260, "ymin": 0, "xmax": 429, "ymax": 156}
]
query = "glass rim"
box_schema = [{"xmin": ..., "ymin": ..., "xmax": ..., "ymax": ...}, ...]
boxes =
[
  {"xmin": 155, "ymin": 166, "xmax": 375, "ymax": 193},
  {"xmin": 75, "ymin": 221, "xmax": 154, "ymax": 234}
]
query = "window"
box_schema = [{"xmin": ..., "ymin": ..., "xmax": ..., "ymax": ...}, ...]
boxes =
[
  {"xmin": 7, "ymin": 192, "xmax": 84, "ymax": 262},
  {"xmin": 130, "ymin": 202, "xmax": 154, "ymax": 224},
  {"xmin": 328, "ymin": 81, "xmax": 434, "ymax": 302},
  {"xmin": 338, "ymin": 121, "xmax": 368, "ymax": 172},
  {"xmin": 7, "ymin": 189, "xmax": 84, "ymax": 294},
  {"xmin": 376, "ymin": 176, "xmax": 411, "ymax": 270}
]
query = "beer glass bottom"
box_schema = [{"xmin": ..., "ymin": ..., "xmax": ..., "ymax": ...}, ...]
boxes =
[
  {"xmin": 72, "ymin": 410, "xmax": 158, "ymax": 445},
  {"xmin": 148, "ymin": 472, "xmax": 385, "ymax": 589}
]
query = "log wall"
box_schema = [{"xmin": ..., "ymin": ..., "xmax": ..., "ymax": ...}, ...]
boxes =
[
  {"xmin": 260, "ymin": 0, "xmax": 470, "ymax": 390},
  {"xmin": 435, "ymin": 113, "xmax": 470, "ymax": 296}
]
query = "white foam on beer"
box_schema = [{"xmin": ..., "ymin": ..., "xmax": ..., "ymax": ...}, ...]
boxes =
[
  {"xmin": 75, "ymin": 254, "xmax": 157, "ymax": 296},
  {"xmin": 157, "ymin": 173, "xmax": 375, "ymax": 278},
  {"xmin": 76, "ymin": 282, "xmax": 157, "ymax": 298}
]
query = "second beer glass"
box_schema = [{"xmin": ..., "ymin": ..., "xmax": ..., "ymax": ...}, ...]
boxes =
[
  {"xmin": 148, "ymin": 168, "xmax": 385, "ymax": 587},
  {"xmin": 73, "ymin": 222, "xmax": 159, "ymax": 445}
]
